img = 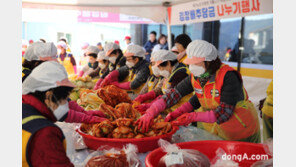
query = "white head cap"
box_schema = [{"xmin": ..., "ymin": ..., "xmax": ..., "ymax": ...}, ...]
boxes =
[
  {"xmin": 24, "ymin": 42, "xmax": 57, "ymax": 61},
  {"xmin": 57, "ymin": 41, "xmax": 67, "ymax": 49},
  {"xmin": 97, "ymin": 51, "xmax": 108, "ymax": 61},
  {"xmin": 123, "ymin": 45, "xmax": 146, "ymax": 59},
  {"xmin": 104, "ymin": 42, "xmax": 120, "ymax": 56},
  {"xmin": 184, "ymin": 40, "xmax": 218, "ymax": 65},
  {"xmin": 152, "ymin": 50, "xmax": 177, "ymax": 66},
  {"xmin": 22, "ymin": 61, "xmax": 75, "ymax": 95},
  {"xmin": 86, "ymin": 45, "xmax": 100, "ymax": 55}
]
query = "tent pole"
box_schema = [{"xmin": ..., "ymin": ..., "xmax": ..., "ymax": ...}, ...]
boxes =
[{"xmin": 166, "ymin": 7, "xmax": 172, "ymax": 50}]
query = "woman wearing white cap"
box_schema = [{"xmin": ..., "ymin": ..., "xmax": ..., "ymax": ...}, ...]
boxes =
[
  {"xmin": 98, "ymin": 45, "xmax": 151, "ymax": 95},
  {"xmin": 136, "ymin": 51, "xmax": 165, "ymax": 102},
  {"xmin": 22, "ymin": 42, "xmax": 58, "ymax": 82},
  {"xmin": 57, "ymin": 41, "xmax": 77, "ymax": 76},
  {"xmin": 136, "ymin": 40, "xmax": 260, "ymax": 143},
  {"xmin": 134, "ymin": 50, "xmax": 193, "ymax": 113},
  {"xmin": 93, "ymin": 42, "xmax": 126, "ymax": 89},
  {"xmin": 22, "ymin": 61, "xmax": 107, "ymax": 166},
  {"xmin": 88, "ymin": 51, "xmax": 109, "ymax": 79},
  {"xmin": 78, "ymin": 45, "xmax": 100, "ymax": 77}
]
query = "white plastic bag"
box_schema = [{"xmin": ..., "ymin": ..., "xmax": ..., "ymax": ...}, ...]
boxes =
[
  {"xmin": 83, "ymin": 144, "xmax": 142, "ymax": 167},
  {"xmin": 210, "ymin": 148, "xmax": 239, "ymax": 167},
  {"xmin": 172, "ymin": 126, "xmax": 222, "ymax": 143},
  {"xmin": 55, "ymin": 122, "xmax": 88, "ymax": 165},
  {"xmin": 157, "ymin": 139, "xmax": 211, "ymax": 167}
]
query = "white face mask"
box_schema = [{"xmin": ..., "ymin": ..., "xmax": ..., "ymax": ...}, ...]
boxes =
[
  {"xmin": 152, "ymin": 66, "xmax": 160, "ymax": 76},
  {"xmin": 99, "ymin": 63, "xmax": 106, "ymax": 69},
  {"xmin": 126, "ymin": 61, "xmax": 135, "ymax": 68},
  {"xmin": 159, "ymin": 70, "xmax": 170, "ymax": 78},
  {"xmin": 53, "ymin": 101, "xmax": 69, "ymax": 121},
  {"xmin": 109, "ymin": 56, "xmax": 117, "ymax": 64},
  {"xmin": 189, "ymin": 64, "xmax": 206, "ymax": 77}
]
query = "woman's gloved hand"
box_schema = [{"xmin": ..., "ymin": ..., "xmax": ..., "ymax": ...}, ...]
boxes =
[
  {"xmin": 111, "ymin": 81, "xmax": 131, "ymax": 90},
  {"xmin": 65, "ymin": 110, "xmax": 107, "ymax": 124},
  {"xmin": 94, "ymin": 78, "xmax": 103, "ymax": 90},
  {"xmin": 135, "ymin": 103, "xmax": 152, "ymax": 114},
  {"xmin": 78, "ymin": 70, "xmax": 84, "ymax": 77},
  {"xmin": 134, "ymin": 91, "xmax": 156, "ymax": 103},
  {"xmin": 85, "ymin": 110, "xmax": 106, "ymax": 118},
  {"xmin": 135, "ymin": 98, "xmax": 166, "ymax": 132},
  {"xmin": 165, "ymin": 102, "xmax": 193, "ymax": 122},
  {"xmin": 172, "ymin": 110, "xmax": 217, "ymax": 126},
  {"xmin": 89, "ymin": 116, "xmax": 108, "ymax": 123},
  {"xmin": 99, "ymin": 70, "xmax": 119, "ymax": 88}
]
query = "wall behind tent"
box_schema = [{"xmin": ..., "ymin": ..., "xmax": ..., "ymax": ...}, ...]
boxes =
[{"xmin": 22, "ymin": 21, "xmax": 130, "ymax": 64}]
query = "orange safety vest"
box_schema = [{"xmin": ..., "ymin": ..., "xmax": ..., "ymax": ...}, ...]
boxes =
[
  {"xmin": 191, "ymin": 64, "xmax": 260, "ymax": 142},
  {"xmin": 58, "ymin": 53, "xmax": 75, "ymax": 76}
]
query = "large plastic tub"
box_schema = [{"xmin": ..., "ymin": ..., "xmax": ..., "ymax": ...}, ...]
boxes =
[
  {"xmin": 77, "ymin": 126, "xmax": 179, "ymax": 153},
  {"xmin": 145, "ymin": 140, "xmax": 272, "ymax": 167}
]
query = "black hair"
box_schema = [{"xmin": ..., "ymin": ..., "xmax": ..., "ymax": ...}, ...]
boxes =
[
  {"xmin": 175, "ymin": 34, "xmax": 192, "ymax": 49},
  {"xmin": 39, "ymin": 39, "xmax": 46, "ymax": 43},
  {"xmin": 205, "ymin": 57, "xmax": 222, "ymax": 75},
  {"xmin": 87, "ymin": 53, "xmax": 98, "ymax": 59},
  {"xmin": 30, "ymin": 86, "xmax": 74, "ymax": 104},
  {"xmin": 131, "ymin": 56, "xmax": 143, "ymax": 61},
  {"xmin": 110, "ymin": 49, "xmax": 123, "ymax": 57},
  {"xmin": 159, "ymin": 59, "xmax": 178, "ymax": 67},
  {"xmin": 150, "ymin": 31, "xmax": 157, "ymax": 36},
  {"xmin": 59, "ymin": 38, "xmax": 67, "ymax": 43},
  {"xmin": 22, "ymin": 59, "xmax": 45, "ymax": 71},
  {"xmin": 158, "ymin": 34, "xmax": 167, "ymax": 44},
  {"xmin": 102, "ymin": 59, "xmax": 108, "ymax": 63}
]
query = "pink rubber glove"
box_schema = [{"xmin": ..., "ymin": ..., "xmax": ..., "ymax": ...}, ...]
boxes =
[
  {"xmin": 94, "ymin": 78, "xmax": 104, "ymax": 90},
  {"xmin": 69, "ymin": 101, "xmax": 85, "ymax": 113},
  {"xmin": 135, "ymin": 98, "xmax": 167, "ymax": 133},
  {"xmin": 135, "ymin": 103, "xmax": 152, "ymax": 114},
  {"xmin": 85, "ymin": 110, "xmax": 106, "ymax": 118},
  {"xmin": 99, "ymin": 70, "xmax": 119, "ymax": 88},
  {"xmin": 165, "ymin": 102, "xmax": 193, "ymax": 122},
  {"xmin": 73, "ymin": 65, "xmax": 77, "ymax": 74},
  {"xmin": 134, "ymin": 91, "xmax": 156, "ymax": 103},
  {"xmin": 65, "ymin": 110, "xmax": 107, "ymax": 123},
  {"xmin": 78, "ymin": 70, "xmax": 84, "ymax": 77},
  {"xmin": 111, "ymin": 81, "xmax": 131, "ymax": 90},
  {"xmin": 172, "ymin": 110, "xmax": 217, "ymax": 126}
]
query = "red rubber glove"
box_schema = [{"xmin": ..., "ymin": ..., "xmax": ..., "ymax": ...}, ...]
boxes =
[
  {"xmin": 99, "ymin": 70, "xmax": 119, "ymax": 88},
  {"xmin": 78, "ymin": 70, "xmax": 84, "ymax": 77},
  {"xmin": 94, "ymin": 78, "xmax": 103, "ymax": 90},
  {"xmin": 135, "ymin": 103, "xmax": 152, "ymax": 114},
  {"xmin": 134, "ymin": 91, "xmax": 156, "ymax": 103},
  {"xmin": 111, "ymin": 81, "xmax": 131, "ymax": 90},
  {"xmin": 65, "ymin": 110, "xmax": 107, "ymax": 123},
  {"xmin": 165, "ymin": 102, "xmax": 193, "ymax": 122},
  {"xmin": 69, "ymin": 101, "xmax": 85, "ymax": 113},
  {"xmin": 85, "ymin": 110, "xmax": 106, "ymax": 118},
  {"xmin": 73, "ymin": 65, "xmax": 77, "ymax": 74},
  {"xmin": 135, "ymin": 98, "xmax": 166, "ymax": 133},
  {"xmin": 172, "ymin": 111, "xmax": 217, "ymax": 126}
]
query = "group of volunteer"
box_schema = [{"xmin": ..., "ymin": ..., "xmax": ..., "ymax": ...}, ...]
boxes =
[{"xmin": 22, "ymin": 32, "xmax": 272, "ymax": 166}]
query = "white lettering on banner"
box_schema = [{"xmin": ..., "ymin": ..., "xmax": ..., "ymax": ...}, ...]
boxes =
[{"xmin": 170, "ymin": 0, "xmax": 273, "ymax": 25}]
